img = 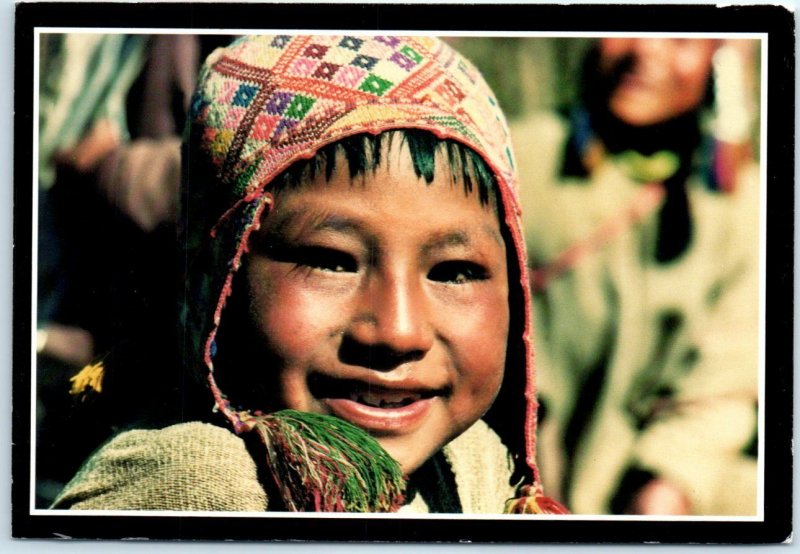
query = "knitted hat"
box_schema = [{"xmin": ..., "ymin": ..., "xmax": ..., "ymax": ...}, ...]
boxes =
[{"xmin": 180, "ymin": 35, "xmax": 563, "ymax": 514}]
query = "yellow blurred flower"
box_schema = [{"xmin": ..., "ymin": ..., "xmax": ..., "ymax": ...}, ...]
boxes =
[{"xmin": 69, "ymin": 361, "xmax": 105, "ymax": 399}]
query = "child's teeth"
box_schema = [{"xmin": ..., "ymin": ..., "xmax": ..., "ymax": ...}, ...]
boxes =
[{"xmin": 348, "ymin": 391, "xmax": 420, "ymax": 407}]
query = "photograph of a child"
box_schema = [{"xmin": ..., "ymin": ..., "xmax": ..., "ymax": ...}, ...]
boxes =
[
  {"xmin": 42, "ymin": 33, "xmax": 561, "ymax": 515},
  {"xmin": 21, "ymin": 10, "xmax": 787, "ymax": 540}
]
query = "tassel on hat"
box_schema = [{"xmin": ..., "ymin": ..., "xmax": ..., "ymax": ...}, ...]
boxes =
[
  {"xmin": 504, "ymin": 484, "xmax": 569, "ymax": 515},
  {"xmin": 233, "ymin": 408, "xmax": 406, "ymax": 512}
]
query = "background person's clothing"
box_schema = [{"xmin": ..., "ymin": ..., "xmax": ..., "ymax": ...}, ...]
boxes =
[{"xmin": 512, "ymin": 111, "xmax": 759, "ymax": 515}]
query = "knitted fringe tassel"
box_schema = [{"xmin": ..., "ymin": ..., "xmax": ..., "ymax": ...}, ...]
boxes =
[
  {"xmin": 245, "ymin": 409, "xmax": 406, "ymax": 512},
  {"xmin": 504, "ymin": 484, "xmax": 569, "ymax": 515}
]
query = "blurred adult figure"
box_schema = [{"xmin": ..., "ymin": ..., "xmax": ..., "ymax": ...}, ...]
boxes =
[
  {"xmin": 36, "ymin": 34, "xmax": 231, "ymax": 506},
  {"xmin": 512, "ymin": 38, "xmax": 759, "ymax": 514}
]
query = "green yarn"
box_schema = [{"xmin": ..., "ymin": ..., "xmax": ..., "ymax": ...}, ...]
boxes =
[
  {"xmin": 251, "ymin": 409, "xmax": 406, "ymax": 512},
  {"xmin": 615, "ymin": 150, "xmax": 680, "ymax": 183}
]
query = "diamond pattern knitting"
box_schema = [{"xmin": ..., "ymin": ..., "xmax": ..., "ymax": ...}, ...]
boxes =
[{"xmin": 188, "ymin": 35, "xmax": 517, "ymax": 206}]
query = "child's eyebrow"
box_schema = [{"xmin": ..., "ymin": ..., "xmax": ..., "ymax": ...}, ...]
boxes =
[
  {"xmin": 309, "ymin": 214, "xmax": 365, "ymax": 236},
  {"xmin": 263, "ymin": 208, "xmax": 367, "ymax": 239},
  {"xmin": 263, "ymin": 208, "xmax": 503, "ymax": 250},
  {"xmin": 250, "ymin": 212, "xmax": 373, "ymax": 257},
  {"xmin": 420, "ymin": 225, "xmax": 504, "ymax": 255},
  {"xmin": 421, "ymin": 231, "xmax": 470, "ymax": 255}
]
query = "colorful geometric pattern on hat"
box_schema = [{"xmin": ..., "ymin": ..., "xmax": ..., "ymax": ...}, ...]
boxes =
[{"xmin": 189, "ymin": 35, "xmax": 518, "ymax": 209}]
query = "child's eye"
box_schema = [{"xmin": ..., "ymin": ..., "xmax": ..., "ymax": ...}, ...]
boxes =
[
  {"xmin": 295, "ymin": 246, "xmax": 357, "ymax": 273},
  {"xmin": 428, "ymin": 261, "xmax": 488, "ymax": 284}
]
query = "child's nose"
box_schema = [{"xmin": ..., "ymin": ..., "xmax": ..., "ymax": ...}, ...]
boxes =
[{"xmin": 343, "ymin": 274, "xmax": 435, "ymax": 368}]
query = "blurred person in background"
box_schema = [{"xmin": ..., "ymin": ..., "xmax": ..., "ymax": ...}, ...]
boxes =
[
  {"xmin": 35, "ymin": 33, "xmax": 231, "ymax": 506},
  {"xmin": 511, "ymin": 38, "xmax": 760, "ymax": 514}
]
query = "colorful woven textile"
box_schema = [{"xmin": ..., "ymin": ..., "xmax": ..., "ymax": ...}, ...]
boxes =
[
  {"xmin": 180, "ymin": 35, "xmax": 557, "ymax": 512},
  {"xmin": 188, "ymin": 35, "xmax": 517, "ymax": 204}
]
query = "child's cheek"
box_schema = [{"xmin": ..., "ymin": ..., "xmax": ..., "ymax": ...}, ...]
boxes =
[
  {"xmin": 247, "ymin": 259, "xmax": 352, "ymax": 367},
  {"xmin": 446, "ymin": 285, "xmax": 509, "ymax": 411},
  {"xmin": 251, "ymin": 269, "xmax": 321, "ymax": 349}
]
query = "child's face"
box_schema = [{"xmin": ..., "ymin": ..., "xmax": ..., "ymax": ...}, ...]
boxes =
[{"xmin": 243, "ymin": 141, "xmax": 509, "ymax": 475}]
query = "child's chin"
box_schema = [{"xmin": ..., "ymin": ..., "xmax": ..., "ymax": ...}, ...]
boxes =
[{"xmin": 373, "ymin": 437, "xmax": 434, "ymax": 477}]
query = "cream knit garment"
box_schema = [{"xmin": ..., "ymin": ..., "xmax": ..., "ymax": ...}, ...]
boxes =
[
  {"xmin": 51, "ymin": 422, "xmax": 268, "ymax": 511},
  {"xmin": 52, "ymin": 419, "xmax": 515, "ymax": 513}
]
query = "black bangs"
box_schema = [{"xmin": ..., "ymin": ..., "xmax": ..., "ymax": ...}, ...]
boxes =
[{"xmin": 269, "ymin": 129, "xmax": 498, "ymax": 210}]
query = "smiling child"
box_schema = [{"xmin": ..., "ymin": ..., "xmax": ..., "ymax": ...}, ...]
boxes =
[{"xmin": 52, "ymin": 35, "xmax": 564, "ymax": 514}]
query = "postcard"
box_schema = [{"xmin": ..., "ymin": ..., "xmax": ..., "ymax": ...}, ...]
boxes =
[{"xmin": 12, "ymin": 1, "xmax": 794, "ymax": 543}]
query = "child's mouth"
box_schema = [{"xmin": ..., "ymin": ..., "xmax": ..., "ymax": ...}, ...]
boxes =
[{"xmin": 310, "ymin": 375, "xmax": 438, "ymax": 435}]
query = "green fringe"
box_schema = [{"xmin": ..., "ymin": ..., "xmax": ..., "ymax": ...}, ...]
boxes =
[{"xmin": 251, "ymin": 409, "xmax": 406, "ymax": 512}]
